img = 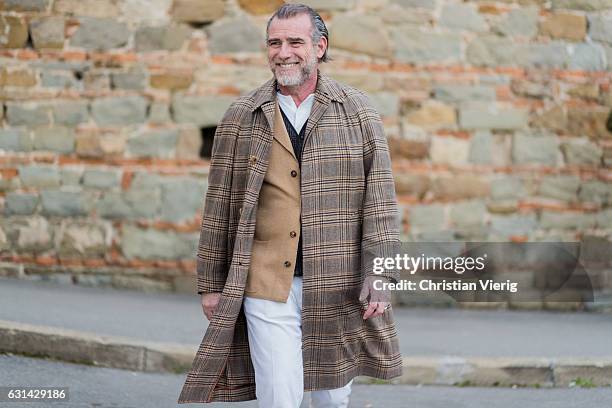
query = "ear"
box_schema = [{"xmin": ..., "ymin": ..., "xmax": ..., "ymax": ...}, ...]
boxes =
[{"xmin": 316, "ymin": 36, "xmax": 327, "ymax": 59}]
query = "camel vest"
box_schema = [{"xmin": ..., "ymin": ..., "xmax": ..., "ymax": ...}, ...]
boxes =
[{"xmin": 244, "ymin": 101, "xmax": 301, "ymax": 302}]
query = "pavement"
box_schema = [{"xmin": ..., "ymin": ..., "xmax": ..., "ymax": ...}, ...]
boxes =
[
  {"xmin": 4, "ymin": 354, "xmax": 612, "ymax": 408},
  {"xmin": 1, "ymin": 276, "xmax": 611, "ymax": 390}
]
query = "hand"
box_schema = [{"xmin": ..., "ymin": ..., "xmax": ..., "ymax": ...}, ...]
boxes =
[
  {"xmin": 201, "ymin": 292, "xmax": 221, "ymax": 321},
  {"xmin": 359, "ymin": 275, "xmax": 392, "ymax": 320}
]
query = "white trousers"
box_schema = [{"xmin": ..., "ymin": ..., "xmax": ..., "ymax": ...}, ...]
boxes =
[{"xmin": 243, "ymin": 276, "xmax": 353, "ymax": 408}]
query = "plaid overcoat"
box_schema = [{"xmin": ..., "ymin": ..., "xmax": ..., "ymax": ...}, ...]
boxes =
[{"xmin": 178, "ymin": 70, "xmax": 402, "ymax": 403}]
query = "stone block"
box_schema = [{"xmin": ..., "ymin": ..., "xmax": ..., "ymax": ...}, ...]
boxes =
[
  {"xmin": 394, "ymin": 173, "xmax": 429, "ymax": 198},
  {"xmin": 18, "ymin": 165, "xmax": 61, "ymax": 188},
  {"xmin": 91, "ymin": 96, "xmax": 148, "ymax": 126},
  {"xmin": 150, "ymin": 72, "xmax": 193, "ymax": 90},
  {"xmin": 466, "ymin": 35, "xmax": 518, "ymax": 67},
  {"xmin": 538, "ymin": 175, "xmax": 581, "ymax": 202},
  {"xmin": 519, "ymin": 42, "xmax": 569, "ymax": 69},
  {"xmin": 2, "ymin": 217, "xmax": 53, "ymax": 252},
  {"xmin": 70, "ymin": 18, "xmax": 129, "ymax": 50},
  {"xmin": 60, "ymin": 168, "xmax": 83, "ymax": 186},
  {"xmin": 32, "ymin": 127, "xmax": 75, "ymax": 154},
  {"xmin": 171, "ymin": 0, "xmax": 224, "ymax": 23},
  {"xmin": 459, "ymin": 102, "xmax": 528, "ymax": 130},
  {"xmin": 160, "ymin": 176, "xmax": 207, "ymax": 223},
  {"xmin": 206, "ymin": 16, "xmax": 263, "ymax": 54},
  {"xmin": 588, "ymin": 13, "xmax": 612, "ymax": 45},
  {"xmin": 30, "ymin": 17, "xmax": 65, "ymax": 50},
  {"xmin": 490, "ymin": 213, "xmax": 538, "ymax": 238},
  {"xmin": 404, "ymin": 101, "xmax": 456, "ymax": 130},
  {"xmin": 433, "ymin": 85, "xmax": 496, "ymax": 103},
  {"xmin": 432, "ymin": 175, "xmax": 490, "ymax": 200},
  {"xmin": 579, "ymin": 180, "xmax": 610, "ymax": 205},
  {"xmin": 596, "ymin": 208, "xmax": 612, "ymax": 228},
  {"xmin": 561, "ymin": 139, "xmax": 603, "ymax": 165},
  {"xmin": 491, "ymin": 176, "xmax": 527, "ymax": 200},
  {"xmin": 540, "ymin": 211, "xmax": 596, "ymax": 229},
  {"xmin": 0, "ymin": 129, "xmax": 33, "ymax": 152},
  {"xmin": 127, "ymin": 129, "xmax": 178, "ymax": 158},
  {"xmin": 0, "ymin": 68, "xmax": 37, "ymax": 87},
  {"xmin": 5, "ymin": 193, "xmax": 38, "ymax": 216},
  {"xmin": 6, "ymin": 102, "xmax": 52, "ymax": 127},
  {"xmin": 40, "ymin": 188, "xmax": 89, "ymax": 216},
  {"xmin": 120, "ymin": 0, "xmax": 174, "ymax": 25},
  {"xmin": 41, "ymin": 70, "xmax": 82, "ymax": 90},
  {"xmin": 2, "ymin": 0, "xmax": 50, "ymax": 11},
  {"xmin": 57, "ymin": 219, "xmax": 108, "ymax": 258},
  {"xmin": 408, "ymin": 204, "xmax": 446, "ymax": 232},
  {"xmin": 531, "ymin": 105, "xmax": 567, "ymax": 133},
  {"xmin": 567, "ymin": 107, "xmax": 611, "ymax": 139},
  {"xmin": 53, "ymin": 0, "xmax": 120, "ymax": 17},
  {"xmin": 539, "ymin": 12, "xmax": 586, "ymax": 41},
  {"xmin": 492, "ymin": 6, "xmax": 538, "ymax": 38},
  {"xmin": 82, "ymin": 169, "xmax": 121, "ymax": 188},
  {"xmin": 238, "ymin": 0, "xmax": 284, "ymax": 14},
  {"xmin": 171, "ymin": 94, "xmax": 234, "ymax": 127},
  {"xmin": 438, "ymin": 3, "xmax": 487, "ymax": 32},
  {"xmin": 512, "ymin": 133, "xmax": 559, "ymax": 166},
  {"xmin": 468, "ymin": 131, "xmax": 511, "ymax": 166},
  {"xmin": 111, "ymin": 70, "xmax": 147, "ymax": 91},
  {"xmin": 390, "ymin": 0, "xmax": 437, "ymax": 10},
  {"xmin": 449, "ymin": 200, "xmax": 486, "ymax": 228},
  {"xmin": 52, "ymin": 101, "xmax": 89, "ymax": 126},
  {"xmin": 176, "ymin": 128, "xmax": 202, "ymax": 159},
  {"xmin": 75, "ymin": 129, "xmax": 127, "ymax": 158},
  {"xmin": 567, "ymin": 43, "xmax": 606, "ymax": 71},
  {"xmin": 552, "ymin": 0, "xmax": 612, "ymax": 11},
  {"xmin": 96, "ymin": 188, "xmax": 160, "ymax": 220},
  {"xmin": 0, "ymin": 15, "xmax": 28, "ymax": 49},
  {"xmin": 392, "ymin": 27, "xmax": 462, "ymax": 63},
  {"xmin": 430, "ymin": 136, "xmax": 470, "ymax": 166},
  {"xmin": 134, "ymin": 25, "xmax": 191, "ymax": 52},
  {"xmin": 511, "ymin": 78, "xmax": 555, "ymax": 99},
  {"xmin": 149, "ymin": 103, "xmax": 172, "ymax": 124},
  {"xmin": 330, "ymin": 15, "xmax": 392, "ymax": 58},
  {"xmin": 121, "ymin": 224, "xmax": 197, "ymax": 260}
]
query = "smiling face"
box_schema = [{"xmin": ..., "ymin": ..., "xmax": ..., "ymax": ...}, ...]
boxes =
[{"xmin": 266, "ymin": 13, "xmax": 326, "ymax": 88}]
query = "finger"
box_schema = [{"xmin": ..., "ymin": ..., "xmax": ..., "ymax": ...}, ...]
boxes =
[
  {"xmin": 358, "ymin": 284, "xmax": 369, "ymax": 302},
  {"xmin": 362, "ymin": 303, "xmax": 377, "ymax": 319},
  {"xmin": 373, "ymin": 302, "xmax": 386, "ymax": 317},
  {"xmin": 367, "ymin": 302, "xmax": 385, "ymax": 320}
]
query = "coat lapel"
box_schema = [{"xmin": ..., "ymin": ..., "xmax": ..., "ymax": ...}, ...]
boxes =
[{"xmin": 302, "ymin": 92, "xmax": 330, "ymax": 149}]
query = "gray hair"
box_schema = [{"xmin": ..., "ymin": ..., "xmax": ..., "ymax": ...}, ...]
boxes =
[{"xmin": 265, "ymin": 3, "xmax": 331, "ymax": 63}]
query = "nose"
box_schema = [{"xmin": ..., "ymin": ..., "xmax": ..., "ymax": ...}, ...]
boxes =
[{"xmin": 278, "ymin": 41, "xmax": 292, "ymax": 59}]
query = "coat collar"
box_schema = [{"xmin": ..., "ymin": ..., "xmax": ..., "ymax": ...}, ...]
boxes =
[{"xmin": 250, "ymin": 69, "xmax": 345, "ymax": 112}]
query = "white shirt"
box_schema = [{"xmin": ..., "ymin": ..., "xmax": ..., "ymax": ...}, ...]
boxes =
[{"xmin": 276, "ymin": 91, "xmax": 315, "ymax": 134}]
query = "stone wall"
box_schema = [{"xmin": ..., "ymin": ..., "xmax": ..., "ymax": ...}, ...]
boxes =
[{"xmin": 0, "ymin": 0, "xmax": 610, "ymax": 306}]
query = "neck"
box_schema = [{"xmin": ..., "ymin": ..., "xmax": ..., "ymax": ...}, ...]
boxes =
[{"xmin": 277, "ymin": 70, "xmax": 318, "ymax": 107}]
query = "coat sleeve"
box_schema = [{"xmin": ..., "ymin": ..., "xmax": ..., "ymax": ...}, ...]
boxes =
[
  {"xmin": 356, "ymin": 93, "xmax": 401, "ymax": 284},
  {"xmin": 196, "ymin": 104, "xmax": 241, "ymax": 295}
]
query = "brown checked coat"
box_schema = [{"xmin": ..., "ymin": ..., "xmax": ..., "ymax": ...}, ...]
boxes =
[{"xmin": 178, "ymin": 70, "xmax": 402, "ymax": 403}]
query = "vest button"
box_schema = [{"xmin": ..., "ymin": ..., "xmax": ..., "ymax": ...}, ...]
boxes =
[
  {"xmin": 284, "ymin": 261, "xmax": 291, "ymax": 267},
  {"xmin": 289, "ymin": 231, "xmax": 297, "ymax": 238},
  {"xmin": 290, "ymin": 170, "xmax": 297, "ymax": 177}
]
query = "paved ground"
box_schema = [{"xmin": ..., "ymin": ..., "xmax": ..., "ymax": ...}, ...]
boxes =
[
  {"xmin": 3, "ymin": 354, "xmax": 612, "ymax": 408},
  {"xmin": 1, "ymin": 277, "xmax": 611, "ymax": 358}
]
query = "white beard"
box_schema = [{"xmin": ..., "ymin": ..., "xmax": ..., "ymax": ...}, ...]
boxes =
[{"xmin": 271, "ymin": 50, "xmax": 318, "ymax": 87}]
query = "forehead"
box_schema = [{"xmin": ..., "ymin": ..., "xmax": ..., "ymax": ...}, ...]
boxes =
[{"xmin": 268, "ymin": 13, "xmax": 313, "ymax": 39}]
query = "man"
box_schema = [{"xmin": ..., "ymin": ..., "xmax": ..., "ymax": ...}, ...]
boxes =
[{"xmin": 178, "ymin": 4, "xmax": 402, "ymax": 407}]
